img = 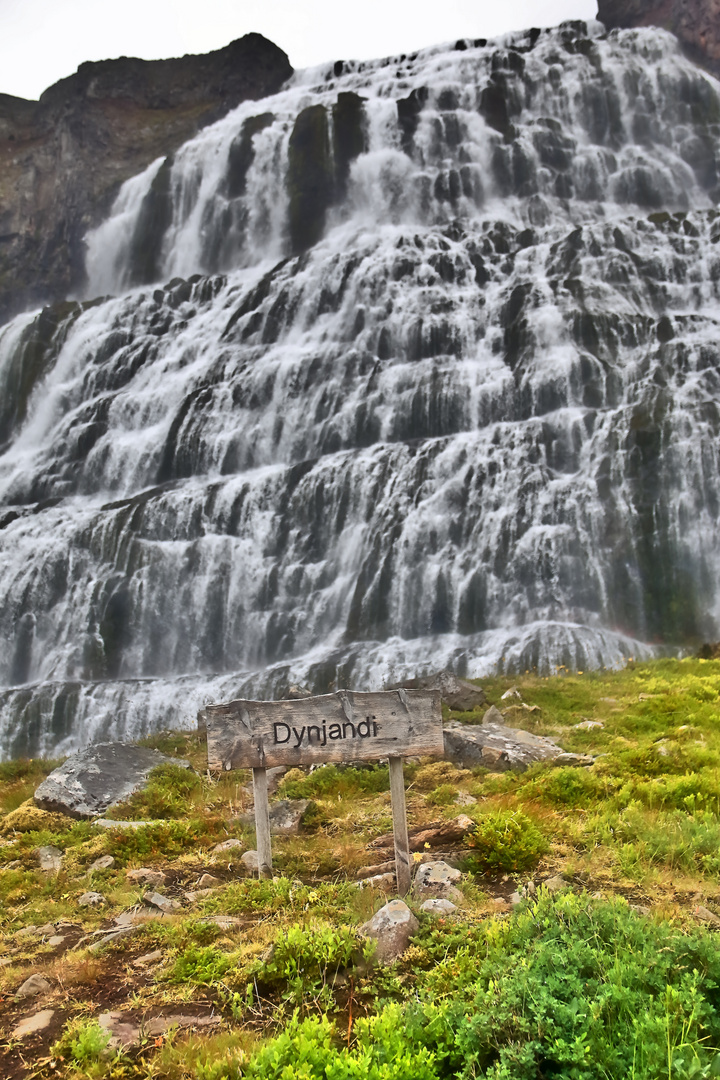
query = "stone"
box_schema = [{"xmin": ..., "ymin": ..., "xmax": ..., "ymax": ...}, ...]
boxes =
[
  {"xmin": 88, "ymin": 925, "xmax": 140, "ymax": 952},
  {"xmin": 444, "ymin": 707, "xmax": 566, "ymax": 772},
  {"xmin": 36, "ymin": 845, "xmax": 62, "ymax": 872},
  {"xmin": 420, "ymin": 898, "xmax": 457, "ymax": 916},
  {"xmin": 269, "ymin": 799, "xmax": 312, "ymax": 834},
  {"xmin": 200, "ymin": 915, "xmax": 244, "ymax": 930},
  {"xmin": 133, "ymin": 950, "xmax": 163, "ymax": 967},
  {"xmin": 16, "ymin": 974, "xmax": 52, "ymax": 999},
  {"xmin": 552, "ymin": 753, "xmax": 595, "ymax": 767},
  {"xmin": 126, "ymin": 868, "xmax": 166, "ymax": 886},
  {"xmin": 94, "ymin": 819, "xmax": 155, "ymax": 829},
  {"xmin": 185, "ymin": 888, "xmax": 215, "ymax": 902},
  {"xmin": 412, "ymin": 860, "xmax": 463, "ymax": 900},
  {"xmin": 500, "ymin": 687, "xmax": 522, "ymax": 701},
  {"xmin": 144, "ymin": 891, "xmax": 182, "ymax": 914},
  {"xmin": 286, "ymin": 684, "xmax": 312, "ymax": 699},
  {"xmin": 144, "ymin": 1014, "xmax": 222, "ymax": 1036},
  {"xmin": 47, "ymin": 936, "xmax": 65, "ymax": 947},
  {"xmin": 574, "ymin": 720, "xmax": 604, "ymax": 730},
  {"xmin": 356, "ymin": 872, "xmax": 396, "ymax": 890},
  {"xmin": 211, "ymin": 838, "xmax": 244, "ymax": 855},
  {"xmin": 454, "ymin": 792, "xmax": 477, "ymax": 806},
  {"xmin": 78, "ymin": 891, "xmax": 105, "ymax": 907},
  {"xmin": 87, "ymin": 855, "xmax": 116, "ymax": 873},
  {"xmin": 386, "ymin": 671, "xmax": 486, "ymax": 712},
  {"xmin": 542, "ymin": 874, "xmax": 571, "ymax": 894},
  {"xmin": 241, "ymin": 850, "xmax": 259, "ymax": 872},
  {"xmin": 12, "ymin": 1010, "xmax": 55, "ymax": 1038},
  {"xmin": 694, "ymin": 905, "xmax": 720, "ymax": 925},
  {"xmin": 34, "ymin": 742, "xmax": 192, "ymax": 819},
  {"xmin": 360, "ymin": 899, "xmax": 419, "ymax": 962},
  {"xmin": 197, "ymin": 873, "xmax": 220, "ymax": 888},
  {"xmin": 98, "ymin": 1011, "xmax": 141, "ymax": 1051}
]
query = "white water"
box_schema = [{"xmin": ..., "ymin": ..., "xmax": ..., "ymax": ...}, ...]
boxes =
[{"xmin": 1, "ymin": 20, "xmax": 719, "ymax": 755}]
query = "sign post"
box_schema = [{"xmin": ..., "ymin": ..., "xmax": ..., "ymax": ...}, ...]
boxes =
[{"xmin": 205, "ymin": 689, "xmax": 443, "ymax": 893}]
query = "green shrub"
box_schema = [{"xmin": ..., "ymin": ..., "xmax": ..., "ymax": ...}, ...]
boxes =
[
  {"xmin": 106, "ymin": 763, "xmax": 203, "ymax": 820},
  {"xmin": 253, "ymin": 923, "xmax": 372, "ymax": 1012},
  {"xmin": 169, "ymin": 944, "xmax": 236, "ymax": 986},
  {"xmin": 426, "ymin": 784, "xmax": 457, "ymax": 807},
  {"xmin": 204, "ymin": 877, "xmax": 358, "ymax": 920},
  {"xmin": 522, "ymin": 766, "xmax": 606, "ymax": 807},
  {"xmin": 464, "ymin": 808, "xmax": 547, "ymax": 873},
  {"xmin": 52, "ymin": 1018, "xmax": 111, "ymax": 1064}
]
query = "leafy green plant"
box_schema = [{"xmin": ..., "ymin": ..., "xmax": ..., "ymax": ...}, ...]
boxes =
[
  {"xmin": 52, "ymin": 1018, "xmax": 111, "ymax": 1064},
  {"xmin": 279, "ymin": 764, "xmax": 390, "ymax": 800},
  {"xmin": 254, "ymin": 923, "xmax": 373, "ymax": 1011},
  {"xmin": 169, "ymin": 944, "xmax": 236, "ymax": 986},
  {"xmin": 107, "ymin": 763, "xmax": 203, "ymax": 820},
  {"xmin": 463, "ymin": 808, "xmax": 547, "ymax": 872},
  {"xmin": 426, "ymin": 784, "xmax": 457, "ymax": 807}
]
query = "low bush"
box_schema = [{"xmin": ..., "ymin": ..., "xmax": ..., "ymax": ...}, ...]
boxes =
[
  {"xmin": 464, "ymin": 808, "xmax": 547, "ymax": 873},
  {"xmin": 279, "ymin": 764, "xmax": 390, "ymax": 800},
  {"xmin": 253, "ymin": 923, "xmax": 372, "ymax": 1012},
  {"xmin": 107, "ymin": 763, "xmax": 204, "ymax": 820}
]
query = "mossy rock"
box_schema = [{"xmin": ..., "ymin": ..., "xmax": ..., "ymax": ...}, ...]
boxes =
[{"xmin": 0, "ymin": 798, "xmax": 70, "ymax": 835}]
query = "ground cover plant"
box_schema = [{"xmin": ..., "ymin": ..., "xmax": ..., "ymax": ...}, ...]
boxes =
[{"xmin": 3, "ymin": 659, "xmax": 720, "ymax": 1077}]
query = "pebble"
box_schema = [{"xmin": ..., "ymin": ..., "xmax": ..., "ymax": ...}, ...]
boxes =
[
  {"xmin": 211, "ymin": 838, "xmax": 244, "ymax": 855},
  {"xmin": 144, "ymin": 891, "xmax": 182, "ymax": 914},
  {"xmin": 542, "ymin": 875, "xmax": 572, "ymax": 894},
  {"xmin": 87, "ymin": 855, "xmax": 116, "ymax": 874},
  {"xmin": 197, "ymin": 873, "xmax": 220, "ymax": 887}
]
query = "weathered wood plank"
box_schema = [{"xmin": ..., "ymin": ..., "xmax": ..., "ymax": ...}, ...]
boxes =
[
  {"xmin": 206, "ymin": 689, "xmax": 443, "ymax": 771},
  {"xmin": 389, "ymin": 756, "xmax": 411, "ymax": 895},
  {"xmin": 252, "ymin": 767, "xmax": 272, "ymax": 878}
]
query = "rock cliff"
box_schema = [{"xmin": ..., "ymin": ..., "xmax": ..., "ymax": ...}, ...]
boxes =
[
  {"xmin": 597, "ymin": 0, "xmax": 720, "ymax": 76},
  {"xmin": 0, "ymin": 34, "xmax": 292, "ymax": 325}
]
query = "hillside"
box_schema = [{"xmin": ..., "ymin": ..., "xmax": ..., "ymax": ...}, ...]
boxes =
[{"xmin": 3, "ymin": 660, "xmax": 720, "ymax": 1078}]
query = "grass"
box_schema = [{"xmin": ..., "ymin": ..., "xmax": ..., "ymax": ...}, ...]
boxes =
[{"xmin": 4, "ymin": 658, "xmax": 720, "ymax": 1077}]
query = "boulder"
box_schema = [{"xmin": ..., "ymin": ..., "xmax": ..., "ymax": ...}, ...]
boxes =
[
  {"xmin": 33, "ymin": 742, "xmax": 192, "ymax": 819},
  {"xmin": 360, "ymin": 899, "xmax": 419, "ymax": 962},
  {"xmin": 412, "ymin": 860, "xmax": 463, "ymax": 901},
  {"xmin": 241, "ymin": 850, "xmax": 259, "ymax": 872},
  {"xmin": 444, "ymin": 706, "xmax": 565, "ymax": 772},
  {"xmin": 387, "ymin": 671, "xmax": 486, "ymax": 712}
]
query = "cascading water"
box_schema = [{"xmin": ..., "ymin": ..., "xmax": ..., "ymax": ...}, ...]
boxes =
[{"xmin": 2, "ymin": 18, "xmax": 720, "ymax": 757}]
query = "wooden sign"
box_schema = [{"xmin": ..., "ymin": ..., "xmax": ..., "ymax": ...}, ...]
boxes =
[
  {"xmin": 205, "ymin": 689, "xmax": 443, "ymax": 771},
  {"xmin": 205, "ymin": 689, "xmax": 443, "ymax": 895}
]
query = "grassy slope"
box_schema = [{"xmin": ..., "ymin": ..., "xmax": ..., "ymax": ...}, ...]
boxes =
[{"xmin": 2, "ymin": 659, "xmax": 720, "ymax": 1077}]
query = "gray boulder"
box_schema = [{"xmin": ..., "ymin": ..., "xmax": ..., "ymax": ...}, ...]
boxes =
[
  {"xmin": 360, "ymin": 899, "xmax": 419, "ymax": 962},
  {"xmin": 386, "ymin": 671, "xmax": 486, "ymax": 712},
  {"xmin": 444, "ymin": 706, "xmax": 565, "ymax": 772},
  {"xmin": 413, "ymin": 860, "xmax": 463, "ymax": 901},
  {"xmin": 33, "ymin": 742, "xmax": 192, "ymax": 819}
]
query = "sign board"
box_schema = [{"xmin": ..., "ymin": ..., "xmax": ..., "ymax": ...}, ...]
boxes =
[{"xmin": 205, "ymin": 688, "xmax": 443, "ymax": 772}]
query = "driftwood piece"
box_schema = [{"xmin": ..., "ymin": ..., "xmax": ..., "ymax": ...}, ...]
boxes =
[
  {"xmin": 369, "ymin": 815, "xmax": 475, "ymax": 853},
  {"xmin": 206, "ymin": 689, "xmax": 443, "ymax": 771}
]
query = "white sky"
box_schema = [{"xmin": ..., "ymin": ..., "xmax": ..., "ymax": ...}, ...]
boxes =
[{"xmin": 1, "ymin": 0, "xmax": 598, "ymax": 102}]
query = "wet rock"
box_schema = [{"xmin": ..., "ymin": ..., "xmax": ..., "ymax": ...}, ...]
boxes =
[
  {"xmin": 420, "ymin": 898, "xmax": 457, "ymax": 916},
  {"xmin": 412, "ymin": 860, "xmax": 463, "ymax": 901},
  {"xmin": 36, "ymin": 845, "xmax": 62, "ymax": 872},
  {"xmin": 33, "ymin": 743, "xmax": 192, "ymax": 819},
  {"xmin": 144, "ymin": 891, "xmax": 182, "ymax": 914},
  {"xmin": 78, "ymin": 891, "xmax": 105, "ymax": 907},
  {"xmin": 387, "ymin": 670, "xmax": 486, "ymax": 712},
  {"xmin": 98, "ymin": 1011, "xmax": 141, "ymax": 1051},
  {"xmin": 12, "ymin": 1010, "xmax": 55, "ymax": 1038},
  {"xmin": 444, "ymin": 706, "xmax": 566, "ymax": 771},
  {"xmin": 126, "ymin": 867, "xmax": 166, "ymax": 886},
  {"xmin": 360, "ymin": 899, "xmax": 419, "ymax": 962},
  {"xmin": 287, "ymin": 104, "xmax": 334, "ymax": 253},
  {"xmin": 16, "ymin": 974, "xmax": 52, "ymax": 1000}
]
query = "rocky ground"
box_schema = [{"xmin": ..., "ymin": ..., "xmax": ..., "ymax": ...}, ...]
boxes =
[{"xmin": 3, "ymin": 660, "xmax": 720, "ymax": 1078}]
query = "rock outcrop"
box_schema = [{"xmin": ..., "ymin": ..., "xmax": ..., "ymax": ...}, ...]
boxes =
[
  {"xmin": 0, "ymin": 34, "xmax": 292, "ymax": 325},
  {"xmin": 597, "ymin": 0, "xmax": 720, "ymax": 77}
]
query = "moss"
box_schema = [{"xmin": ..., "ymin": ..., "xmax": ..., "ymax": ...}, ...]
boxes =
[{"xmin": 0, "ymin": 798, "xmax": 70, "ymax": 835}]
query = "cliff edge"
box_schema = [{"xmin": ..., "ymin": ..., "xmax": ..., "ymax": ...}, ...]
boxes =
[
  {"xmin": 597, "ymin": 0, "xmax": 720, "ymax": 76},
  {"xmin": 0, "ymin": 34, "xmax": 292, "ymax": 326}
]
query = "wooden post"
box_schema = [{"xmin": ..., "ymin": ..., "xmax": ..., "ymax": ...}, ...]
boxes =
[
  {"xmin": 388, "ymin": 756, "xmax": 411, "ymax": 896},
  {"xmin": 252, "ymin": 767, "xmax": 272, "ymax": 878}
]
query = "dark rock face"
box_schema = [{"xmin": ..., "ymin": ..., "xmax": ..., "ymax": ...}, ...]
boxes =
[
  {"xmin": 597, "ymin": 0, "xmax": 720, "ymax": 76},
  {"xmin": 33, "ymin": 742, "xmax": 191, "ymax": 818},
  {"xmin": 0, "ymin": 34, "xmax": 292, "ymax": 325}
]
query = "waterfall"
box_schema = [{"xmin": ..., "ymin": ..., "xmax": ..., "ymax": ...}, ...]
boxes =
[{"xmin": 2, "ymin": 19, "xmax": 720, "ymax": 757}]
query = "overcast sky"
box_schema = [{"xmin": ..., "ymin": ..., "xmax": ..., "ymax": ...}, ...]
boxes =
[{"xmin": 1, "ymin": 0, "xmax": 598, "ymax": 102}]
